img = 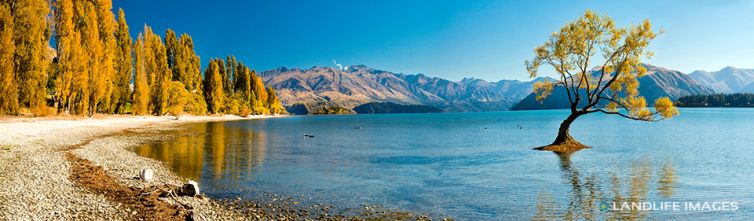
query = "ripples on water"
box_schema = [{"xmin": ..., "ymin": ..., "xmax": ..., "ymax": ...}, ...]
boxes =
[{"xmin": 135, "ymin": 109, "xmax": 754, "ymax": 220}]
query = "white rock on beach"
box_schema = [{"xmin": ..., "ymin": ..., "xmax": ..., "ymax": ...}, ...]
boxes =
[{"xmin": 140, "ymin": 169, "xmax": 154, "ymax": 182}]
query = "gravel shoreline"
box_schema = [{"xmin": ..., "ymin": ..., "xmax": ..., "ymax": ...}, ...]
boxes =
[
  {"xmin": 0, "ymin": 115, "xmax": 446, "ymax": 221},
  {"xmin": 0, "ymin": 115, "xmax": 272, "ymax": 220}
]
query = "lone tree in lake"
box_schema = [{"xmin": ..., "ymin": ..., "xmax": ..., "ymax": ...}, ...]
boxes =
[{"xmin": 524, "ymin": 10, "xmax": 679, "ymax": 151}]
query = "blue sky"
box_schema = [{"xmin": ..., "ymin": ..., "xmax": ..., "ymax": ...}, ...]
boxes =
[{"xmin": 113, "ymin": 0, "xmax": 754, "ymax": 81}]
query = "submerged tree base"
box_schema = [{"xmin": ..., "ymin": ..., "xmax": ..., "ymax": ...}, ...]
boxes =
[{"xmin": 533, "ymin": 138, "xmax": 590, "ymax": 154}]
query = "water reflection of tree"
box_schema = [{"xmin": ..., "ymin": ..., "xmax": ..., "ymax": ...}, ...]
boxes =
[
  {"xmin": 656, "ymin": 160, "xmax": 675, "ymax": 199},
  {"xmin": 206, "ymin": 122, "xmax": 268, "ymax": 183},
  {"xmin": 134, "ymin": 122, "xmax": 268, "ymax": 186},
  {"xmin": 532, "ymin": 153, "xmax": 676, "ymax": 221},
  {"xmin": 135, "ymin": 124, "xmax": 208, "ymax": 180}
]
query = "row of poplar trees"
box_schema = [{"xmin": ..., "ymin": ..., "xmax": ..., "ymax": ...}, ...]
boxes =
[{"xmin": 0, "ymin": 0, "xmax": 286, "ymax": 116}]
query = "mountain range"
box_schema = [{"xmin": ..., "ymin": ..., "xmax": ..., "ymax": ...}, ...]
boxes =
[
  {"xmin": 260, "ymin": 65, "xmax": 550, "ymax": 113},
  {"xmin": 688, "ymin": 67, "xmax": 754, "ymax": 93},
  {"xmin": 261, "ymin": 64, "xmax": 751, "ymax": 114},
  {"xmin": 512, "ymin": 64, "xmax": 715, "ymax": 110}
]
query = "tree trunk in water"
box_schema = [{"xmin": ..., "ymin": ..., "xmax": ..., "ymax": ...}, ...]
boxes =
[
  {"xmin": 552, "ymin": 112, "xmax": 580, "ymax": 145},
  {"xmin": 534, "ymin": 111, "xmax": 588, "ymax": 152}
]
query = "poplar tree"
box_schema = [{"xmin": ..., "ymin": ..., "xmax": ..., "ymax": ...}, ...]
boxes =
[
  {"xmin": 234, "ymin": 64, "xmax": 252, "ymax": 102},
  {"xmin": 165, "ymin": 29, "xmax": 177, "ymax": 72},
  {"xmin": 140, "ymin": 24, "xmax": 170, "ymax": 115},
  {"xmin": 168, "ymin": 31, "xmax": 201, "ymax": 93},
  {"xmin": 132, "ymin": 33, "xmax": 149, "ymax": 115},
  {"xmin": 53, "ymin": 0, "xmax": 81, "ymax": 114},
  {"xmin": 69, "ymin": 1, "xmax": 90, "ymax": 115},
  {"xmin": 81, "ymin": 2, "xmax": 103, "ymax": 116},
  {"xmin": 251, "ymin": 72, "xmax": 268, "ymax": 105},
  {"xmin": 112, "ymin": 8, "xmax": 131, "ymax": 113},
  {"xmin": 203, "ymin": 60, "xmax": 224, "ymax": 114},
  {"xmin": 0, "ymin": 3, "xmax": 16, "ymax": 115},
  {"xmin": 249, "ymin": 70, "xmax": 269, "ymax": 114},
  {"xmin": 167, "ymin": 80, "xmax": 188, "ymax": 118},
  {"xmin": 0, "ymin": 1, "xmax": 289, "ymax": 117},
  {"xmin": 223, "ymin": 56, "xmax": 236, "ymax": 94},
  {"xmin": 150, "ymin": 31, "xmax": 170, "ymax": 115},
  {"xmin": 179, "ymin": 34, "xmax": 202, "ymax": 92},
  {"xmin": 266, "ymin": 86, "xmax": 286, "ymax": 114},
  {"xmin": 6, "ymin": 0, "xmax": 50, "ymax": 115},
  {"xmin": 95, "ymin": 0, "xmax": 117, "ymax": 113}
]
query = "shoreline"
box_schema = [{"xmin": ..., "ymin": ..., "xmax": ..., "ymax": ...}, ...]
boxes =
[
  {"xmin": 0, "ymin": 114, "xmax": 280, "ymax": 220},
  {"xmin": 0, "ymin": 114, "xmax": 440, "ymax": 220}
]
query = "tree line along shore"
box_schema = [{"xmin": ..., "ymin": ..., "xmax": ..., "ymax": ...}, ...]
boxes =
[
  {"xmin": 675, "ymin": 93, "xmax": 754, "ymax": 107},
  {"xmin": 0, "ymin": 0, "xmax": 287, "ymax": 118}
]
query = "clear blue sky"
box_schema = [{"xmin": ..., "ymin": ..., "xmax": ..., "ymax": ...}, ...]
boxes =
[{"xmin": 113, "ymin": 0, "xmax": 754, "ymax": 81}]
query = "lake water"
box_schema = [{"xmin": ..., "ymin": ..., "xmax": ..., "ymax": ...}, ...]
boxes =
[{"xmin": 134, "ymin": 109, "xmax": 754, "ymax": 220}]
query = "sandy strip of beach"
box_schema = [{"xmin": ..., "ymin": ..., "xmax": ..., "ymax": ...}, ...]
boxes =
[{"xmin": 0, "ymin": 114, "xmax": 276, "ymax": 220}]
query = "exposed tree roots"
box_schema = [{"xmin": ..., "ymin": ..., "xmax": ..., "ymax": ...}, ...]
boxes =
[{"xmin": 533, "ymin": 137, "xmax": 590, "ymax": 154}]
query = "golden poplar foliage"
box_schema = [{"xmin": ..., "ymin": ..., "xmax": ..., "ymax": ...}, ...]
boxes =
[
  {"xmin": 165, "ymin": 29, "xmax": 178, "ymax": 72},
  {"xmin": 2, "ymin": 0, "xmax": 286, "ymax": 117},
  {"xmin": 223, "ymin": 56, "xmax": 236, "ymax": 94},
  {"xmin": 235, "ymin": 64, "xmax": 252, "ymax": 102},
  {"xmin": 132, "ymin": 33, "xmax": 149, "ymax": 115},
  {"xmin": 95, "ymin": 0, "xmax": 117, "ymax": 113},
  {"xmin": 266, "ymin": 86, "xmax": 287, "ymax": 114},
  {"xmin": 112, "ymin": 8, "xmax": 131, "ymax": 114},
  {"xmin": 0, "ymin": 3, "xmax": 16, "ymax": 115},
  {"xmin": 140, "ymin": 24, "xmax": 171, "ymax": 115},
  {"xmin": 525, "ymin": 10, "xmax": 678, "ymax": 122},
  {"xmin": 178, "ymin": 34, "xmax": 202, "ymax": 92},
  {"xmin": 6, "ymin": 0, "xmax": 50, "ymax": 115},
  {"xmin": 68, "ymin": 0, "xmax": 90, "ymax": 115},
  {"xmin": 167, "ymin": 81, "xmax": 188, "ymax": 117},
  {"xmin": 251, "ymin": 73, "xmax": 268, "ymax": 106},
  {"xmin": 204, "ymin": 60, "xmax": 224, "ymax": 114},
  {"xmin": 250, "ymin": 70, "xmax": 270, "ymax": 114},
  {"xmin": 76, "ymin": 1, "xmax": 102, "ymax": 116},
  {"xmin": 166, "ymin": 30, "xmax": 202, "ymax": 95},
  {"xmin": 53, "ymin": 0, "xmax": 84, "ymax": 115},
  {"xmin": 151, "ymin": 36, "xmax": 171, "ymax": 115},
  {"xmin": 81, "ymin": 1, "xmax": 103, "ymax": 116}
]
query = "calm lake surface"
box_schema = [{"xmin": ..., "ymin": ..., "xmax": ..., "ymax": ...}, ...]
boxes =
[{"xmin": 135, "ymin": 108, "xmax": 754, "ymax": 220}]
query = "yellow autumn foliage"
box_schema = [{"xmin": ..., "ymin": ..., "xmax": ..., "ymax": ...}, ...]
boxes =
[
  {"xmin": 525, "ymin": 10, "xmax": 676, "ymax": 122},
  {"xmin": 654, "ymin": 97, "xmax": 679, "ymax": 119}
]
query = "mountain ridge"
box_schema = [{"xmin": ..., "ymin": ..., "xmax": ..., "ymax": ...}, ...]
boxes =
[
  {"xmin": 261, "ymin": 65, "xmax": 551, "ymax": 112},
  {"xmin": 512, "ymin": 64, "xmax": 715, "ymax": 110},
  {"xmin": 261, "ymin": 64, "xmax": 722, "ymax": 113},
  {"xmin": 688, "ymin": 66, "xmax": 754, "ymax": 93}
]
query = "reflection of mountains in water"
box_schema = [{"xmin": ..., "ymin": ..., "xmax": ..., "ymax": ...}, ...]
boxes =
[
  {"xmin": 134, "ymin": 122, "xmax": 268, "ymax": 185},
  {"xmin": 533, "ymin": 153, "xmax": 676, "ymax": 221}
]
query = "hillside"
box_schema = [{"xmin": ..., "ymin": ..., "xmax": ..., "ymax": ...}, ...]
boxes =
[
  {"xmin": 512, "ymin": 64, "xmax": 714, "ymax": 110},
  {"xmin": 352, "ymin": 102, "xmax": 443, "ymax": 114},
  {"xmin": 285, "ymin": 102, "xmax": 355, "ymax": 115}
]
